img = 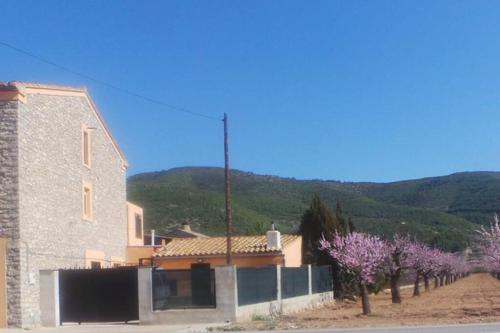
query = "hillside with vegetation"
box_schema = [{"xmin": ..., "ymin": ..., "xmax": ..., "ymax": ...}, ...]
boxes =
[{"xmin": 127, "ymin": 167, "xmax": 500, "ymax": 251}]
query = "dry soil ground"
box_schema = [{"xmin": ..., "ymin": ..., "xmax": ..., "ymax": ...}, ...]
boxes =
[{"xmin": 221, "ymin": 273, "xmax": 500, "ymax": 330}]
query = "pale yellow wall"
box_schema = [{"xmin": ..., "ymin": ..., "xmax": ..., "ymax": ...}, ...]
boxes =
[
  {"xmin": 110, "ymin": 256, "xmax": 125, "ymax": 267},
  {"xmin": 127, "ymin": 246, "xmax": 156, "ymax": 265},
  {"xmin": 0, "ymin": 239, "xmax": 6, "ymax": 328},
  {"xmin": 282, "ymin": 236, "xmax": 302, "ymax": 267},
  {"xmin": 156, "ymin": 255, "xmax": 285, "ymax": 270},
  {"xmin": 127, "ymin": 202, "xmax": 144, "ymax": 246},
  {"xmin": 85, "ymin": 249, "xmax": 105, "ymax": 268}
]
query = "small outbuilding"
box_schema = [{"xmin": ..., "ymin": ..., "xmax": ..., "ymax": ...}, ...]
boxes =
[{"xmin": 152, "ymin": 230, "xmax": 302, "ymax": 269}]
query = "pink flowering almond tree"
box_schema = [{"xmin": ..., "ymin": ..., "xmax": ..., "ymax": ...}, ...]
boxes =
[
  {"xmin": 406, "ymin": 241, "xmax": 440, "ymax": 296},
  {"xmin": 477, "ymin": 215, "xmax": 500, "ymax": 279},
  {"xmin": 421, "ymin": 248, "xmax": 442, "ymax": 292},
  {"xmin": 434, "ymin": 252, "xmax": 453, "ymax": 287},
  {"xmin": 320, "ymin": 232, "xmax": 385, "ymax": 315},
  {"xmin": 381, "ymin": 234, "xmax": 412, "ymax": 304},
  {"xmin": 450, "ymin": 255, "xmax": 470, "ymax": 280}
]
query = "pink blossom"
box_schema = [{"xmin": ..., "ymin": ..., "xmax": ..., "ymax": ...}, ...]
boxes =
[
  {"xmin": 477, "ymin": 215, "xmax": 500, "ymax": 274},
  {"xmin": 381, "ymin": 234, "xmax": 413, "ymax": 274},
  {"xmin": 320, "ymin": 232, "xmax": 385, "ymax": 284}
]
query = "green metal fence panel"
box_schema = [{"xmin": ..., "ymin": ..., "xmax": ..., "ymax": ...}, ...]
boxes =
[
  {"xmin": 237, "ymin": 266, "xmax": 277, "ymax": 306},
  {"xmin": 311, "ymin": 265, "xmax": 333, "ymax": 294},
  {"xmin": 152, "ymin": 268, "xmax": 216, "ymax": 310},
  {"xmin": 281, "ymin": 266, "xmax": 309, "ymax": 299}
]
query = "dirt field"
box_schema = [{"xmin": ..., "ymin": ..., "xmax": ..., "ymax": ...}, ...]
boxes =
[{"xmin": 221, "ymin": 273, "xmax": 500, "ymax": 330}]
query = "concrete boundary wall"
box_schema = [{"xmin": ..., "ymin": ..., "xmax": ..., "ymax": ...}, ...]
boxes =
[
  {"xmin": 236, "ymin": 291, "xmax": 333, "ymax": 321},
  {"xmin": 236, "ymin": 265, "xmax": 333, "ymax": 321},
  {"xmin": 138, "ymin": 265, "xmax": 333, "ymax": 325}
]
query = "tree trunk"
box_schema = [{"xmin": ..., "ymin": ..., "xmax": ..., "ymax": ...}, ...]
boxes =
[
  {"xmin": 360, "ymin": 282, "xmax": 371, "ymax": 315},
  {"xmin": 439, "ymin": 274, "xmax": 445, "ymax": 287},
  {"xmin": 424, "ymin": 275, "xmax": 430, "ymax": 292},
  {"xmin": 390, "ymin": 273, "xmax": 401, "ymax": 304},
  {"xmin": 413, "ymin": 275, "xmax": 420, "ymax": 296},
  {"xmin": 434, "ymin": 276, "xmax": 439, "ymax": 289},
  {"xmin": 331, "ymin": 261, "xmax": 344, "ymax": 299}
]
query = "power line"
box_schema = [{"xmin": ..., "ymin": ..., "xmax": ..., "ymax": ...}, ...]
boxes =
[{"xmin": 0, "ymin": 40, "xmax": 221, "ymax": 122}]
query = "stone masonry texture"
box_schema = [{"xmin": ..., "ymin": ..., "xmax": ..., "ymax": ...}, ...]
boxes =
[
  {"xmin": 0, "ymin": 101, "xmax": 22, "ymax": 327},
  {"xmin": 1, "ymin": 93, "xmax": 128, "ymax": 327}
]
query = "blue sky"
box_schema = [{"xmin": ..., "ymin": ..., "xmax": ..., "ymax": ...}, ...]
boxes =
[{"xmin": 2, "ymin": 1, "xmax": 500, "ymax": 182}]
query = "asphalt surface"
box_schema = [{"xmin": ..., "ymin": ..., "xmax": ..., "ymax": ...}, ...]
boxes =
[
  {"xmin": 1, "ymin": 322, "xmax": 500, "ymax": 333},
  {"xmin": 269, "ymin": 323, "xmax": 500, "ymax": 333}
]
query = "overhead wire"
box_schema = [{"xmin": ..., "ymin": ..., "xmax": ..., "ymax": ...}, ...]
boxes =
[{"xmin": 0, "ymin": 40, "xmax": 222, "ymax": 122}]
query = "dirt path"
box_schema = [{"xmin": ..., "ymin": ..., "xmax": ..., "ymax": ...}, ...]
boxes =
[{"xmin": 222, "ymin": 273, "xmax": 500, "ymax": 330}]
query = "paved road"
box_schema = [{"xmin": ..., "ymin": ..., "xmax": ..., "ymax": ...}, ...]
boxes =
[
  {"xmin": 267, "ymin": 323, "xmax": 500, "ymax": 333},
  {"xmin": 1, "ymin": 322, "xmax": 500, "ymax": 333},
  {"xmin": 0, "ymin": 323, "xmax": 215, "ymax": 333}
]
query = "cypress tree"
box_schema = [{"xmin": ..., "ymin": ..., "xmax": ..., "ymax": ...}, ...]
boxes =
[
  {"xmin": 299, "ymin": 196, "xmax": 358, "ymax": 299},
  {"xmin": 348, "ymin": 217, "xmax": 356, "ymax": 234},
  {"xmin": 299, "ymin": 194, "xmax": 336, "ymax": 265},
  {"xmin": 335, "ymin": 200, "xmax": 349, "ymax": 235}
]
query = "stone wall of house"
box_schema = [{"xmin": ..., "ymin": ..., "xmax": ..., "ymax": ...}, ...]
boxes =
[
  {"xmin": 16, "ymin": 93, "xmax": 127, "ymax": 327},
  {"xmin": 0, "ymin": 101, "xmax": 22, "ymax": 327}
]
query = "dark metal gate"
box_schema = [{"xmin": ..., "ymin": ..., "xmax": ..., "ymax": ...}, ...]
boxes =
[{"xmin": 59, "ymin": 267, "xmax": 139, "ymax": 324}]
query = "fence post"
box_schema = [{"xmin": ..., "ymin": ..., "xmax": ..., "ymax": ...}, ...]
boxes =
[
  {"xmin": 215, "ymin": 265, "xmax": 238, "ymax": 322},
  {"xmin": 276, "ymin": 265, "xmax": 282, "ymax": 303},
  {"xmin": 137, "ymin": 267, "xmax": 153, "ymax": 324},
  {"xmin": 307, "ymin": 265, "xmax": 312, "ymax": 295},
  {"xmin": 40, "ymin": 270, "xmax": 60, "ymax": 327}
]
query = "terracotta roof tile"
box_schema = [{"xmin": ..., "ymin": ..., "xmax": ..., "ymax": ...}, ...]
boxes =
[{"xmin": 154, "ymin": 234, "xmax": 300, "ymax": 257}]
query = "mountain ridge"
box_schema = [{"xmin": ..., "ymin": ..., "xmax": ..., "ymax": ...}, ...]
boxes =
[
  {"xmin": 130, "ymin": 167, "xmax": 500, "ymax": 184},
  {"xmin": 127, "ymin": 167, "xmax": 500, "ymax": 251}
]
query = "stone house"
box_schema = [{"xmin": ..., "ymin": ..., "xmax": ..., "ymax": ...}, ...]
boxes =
[{"xmin": 0, "ymin": 82, "xmax": 144, "ymax": 328}]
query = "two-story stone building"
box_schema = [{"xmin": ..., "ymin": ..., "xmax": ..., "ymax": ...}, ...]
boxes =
[{"xmin": 0, "ymin": 82, "xmax": 143, "ymax": 328}]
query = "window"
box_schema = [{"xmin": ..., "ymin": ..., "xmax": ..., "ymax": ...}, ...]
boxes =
[
  {"xmin": 85, "ymin": 250, "xmax": 105, "ymax": 269},
  {"xmin": 135, "ymin": 213, "xmax": 143, "ymax": 239},
  {"xmin": 82, "ymin": 182, "xmax": 92, "ymax": 220},
  {"xmin": 111, "ymin": 256, "xmax": 124, "ymax": 268},
  {"xmin": 90, "ymin": 261, "xmax": 101, "ymax": 269},
  {"xmin": 82, "ymin": 126, "xmax": 91, "ymax": 167}
]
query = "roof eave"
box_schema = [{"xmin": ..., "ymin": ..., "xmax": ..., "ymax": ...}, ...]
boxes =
[{"xmin": 153, "ymin": 251, "xmax": 284, "ymax": 259}]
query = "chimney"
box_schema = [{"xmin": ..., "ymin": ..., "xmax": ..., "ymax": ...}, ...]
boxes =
[
  {"xmin": 266, "ymin": 223, "xmax": 281, "ymax": 250},
  {"xmin": 151, "ymin": 229, "xmax": 155, "ymax": 246},
  {"xmin": 181, "ymin": 222, "xmax": 191, "ymax": 232}
]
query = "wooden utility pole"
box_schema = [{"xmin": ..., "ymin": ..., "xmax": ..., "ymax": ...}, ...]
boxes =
[{"xmin": 223, "ymin": 113, "xmax": 233, "ymax": 264}]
